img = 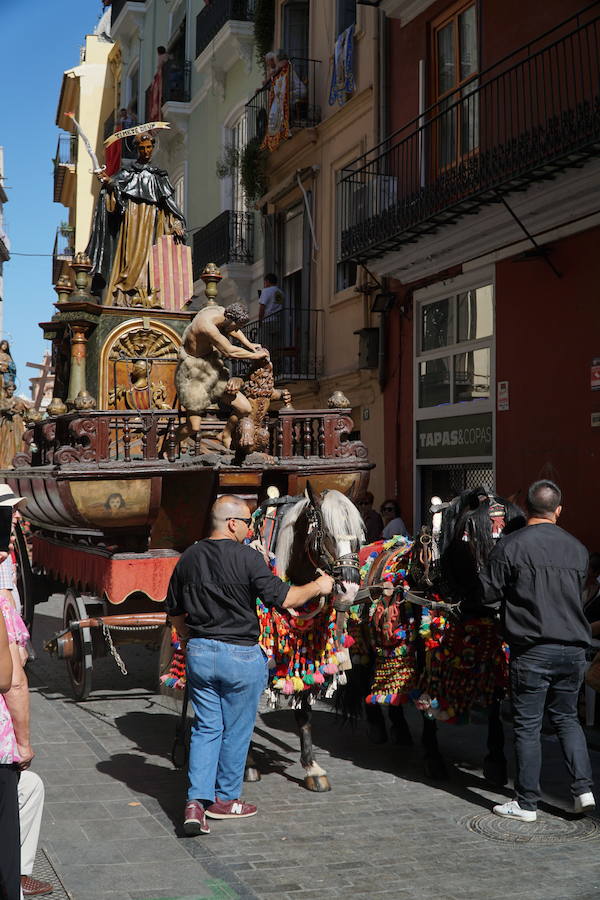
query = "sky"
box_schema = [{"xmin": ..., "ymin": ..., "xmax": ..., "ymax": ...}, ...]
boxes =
[{"xmin": 0, "ymin": 0, "xmax": 104, "ymax": 396}]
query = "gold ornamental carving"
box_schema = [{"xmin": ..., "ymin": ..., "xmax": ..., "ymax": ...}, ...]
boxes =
[{"xmin": 108, "ymin": 328, "xmax": 178, "ymax": 361}]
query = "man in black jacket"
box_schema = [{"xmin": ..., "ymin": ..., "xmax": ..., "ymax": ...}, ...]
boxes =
[
  {"xmin": 480, "ymin": 480, "xmax": 594, "ymax": 822},
  {"xmin": 166, "ymin": 494, "xmax": 334, "ymax": 836}
]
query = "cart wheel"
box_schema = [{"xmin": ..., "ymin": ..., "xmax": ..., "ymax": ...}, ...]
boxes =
[
  {"xmin": 63, "ymin": 590, "xmax": 93, "ymax": 700},
  {"xmin": 14, "ymin": 522, "xmax": 34, "ymax": 634}
]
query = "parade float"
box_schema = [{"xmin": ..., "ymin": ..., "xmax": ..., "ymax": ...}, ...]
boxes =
[{"xmin": 2, "ymin": 121, "xmax": 372, "ymax": 700}]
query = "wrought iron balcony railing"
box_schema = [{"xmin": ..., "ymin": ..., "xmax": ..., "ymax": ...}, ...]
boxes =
[
  {"xmin": 196, "ymin": 0, "xmax": 256, "ymax": 59},
  {"xmin": 246, "ymin": 58, "xmax": 321, "ymax": 147},
  {"xmin": 192, "ymin": 210, "xmax": 254, "ymax": 280},
  {"xmin": 53, "ymin": 134, "xmax": 77, "ymax": 204},
  {"xmin": 231, "ymin": 308, "xmax": 322, "ymax": 383},
  {"xmin": 52, "ymin": 225, "xmax": 75, "ymax": 285},
  {"xmin": 338, "ymin": 8, "xmax": 600, "ymax": 263},
  {"xmin": 145, "ymin": 60, "xmax": 192, "ymax": 118}
]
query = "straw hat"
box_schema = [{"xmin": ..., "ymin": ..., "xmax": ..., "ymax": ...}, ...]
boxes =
[{"xmin": 0, "ymin": 484, "xmax": 27, "ymax": 508}]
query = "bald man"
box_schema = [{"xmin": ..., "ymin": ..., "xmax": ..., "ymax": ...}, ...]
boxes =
[{"xmin": 166, "ymin": 495, "xmax": 334, "ymax": 835}]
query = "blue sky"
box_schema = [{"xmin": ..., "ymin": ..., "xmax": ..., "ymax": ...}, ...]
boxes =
[{"xmin": 1, "ymin": 0, "xmax": 103, "ymax": 395}]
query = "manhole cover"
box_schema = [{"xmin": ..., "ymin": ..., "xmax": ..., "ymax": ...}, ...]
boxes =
[
  {"xmin": 460, "ymin": 812, "xmax": 600, "ymax": 844},
  {"xmin": 32, "ymin": 848, "xmax": 72, "ymax": 899}
]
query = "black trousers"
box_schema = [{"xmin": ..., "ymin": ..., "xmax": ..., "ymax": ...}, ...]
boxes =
[
  {"xmin": 0, "ymin": 764, "xmax": 20, "ymax": 900},
  {"xmin": 510, "ymin": 643, "xmax": 594, "ymax": 810}
]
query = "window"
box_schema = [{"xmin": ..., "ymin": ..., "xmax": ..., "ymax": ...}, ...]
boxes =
[
  {"xmin": 417, "ymin": 284, "xmax": 493, "ymax": 409},
  {"xmin": 432, "ymin": 2, "xmax": 479, "ymax": 169},
  {"xmin": 283, "ymin": 0, "xmax": 309, "ymax": 58},
  {"xmin": 336, "ymin": 0, "xmax": 356, "ymax": 37},
  {"xmin": 229, "ymin": 113, "xmax": 248, "ymax": 214}
]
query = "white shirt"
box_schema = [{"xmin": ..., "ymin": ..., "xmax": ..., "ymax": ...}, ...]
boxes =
[{"xmin": 259, "ymin": 285, "xmax": 284, "ymax": 318}]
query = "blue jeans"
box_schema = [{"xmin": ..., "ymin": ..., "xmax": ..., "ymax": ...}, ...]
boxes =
[
  {"xmin": 510, "ymin": 643, "xmax": 593, "ymax": 810},
  {"xmin": 186, "ymin": 638, "xmax": 267, "ymax": 803}
]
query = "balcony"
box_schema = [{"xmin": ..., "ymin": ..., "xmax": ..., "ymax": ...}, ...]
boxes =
[
  {"xmin": 231, "ymin": 308, "xmax": 322, "ymax": 384},
  {"xmin": 53, "ymin": 134, "xmax": 77, "ymax": 207},
  {"xmin": 246, "ymin": 59, "xmax": 321, "ymax": 149},
  {"xmin": 145, "ymin": 60, "xmax": 192, "ymax": 120},
  {"xmin": 52, "ymin": 224, "xmax": 75, "ymax": 285},
  {"xmin": 338, "ymin": 11, "xmax": 600, "ymax": 264},
  {"xmin": 192, "ymin": 211, "xmax": 254, "ymax": 281},
  {"xmin": 110, "ymin": 0, "xmax": 146, "ymax": 41},
  {"xmin": 196, "ymin": 0, "xmax": 255, "ymax": 59}
]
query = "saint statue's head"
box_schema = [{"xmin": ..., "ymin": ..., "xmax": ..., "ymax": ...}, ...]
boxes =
[
  {"xmin": 223, "ymin": 302, "xmax": 250, "ymax": 329},
  {"xmin": 134, "ymin": 133, "xmax": 155, "ymax": 163}
]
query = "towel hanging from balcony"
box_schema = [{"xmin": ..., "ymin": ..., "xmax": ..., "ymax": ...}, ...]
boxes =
[{"xmin": 329, "ymin": 24, "xmax": 355, "ymax": 107}]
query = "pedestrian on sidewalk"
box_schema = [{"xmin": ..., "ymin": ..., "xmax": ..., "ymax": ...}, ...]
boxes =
[
  {"xmin": 0, "ymin": 610, "xmax": 19, "ymax": 900},
  {"xmin": 479, "ymin": 479, "xmax": 595, "ymax": 822},
  {"xmin": 0, "ymin": 486, "xmax": 52, "ymax": 897},
  {"xmin": 166, "ymin": 494, "xmax": 334, "ymax": 836}
]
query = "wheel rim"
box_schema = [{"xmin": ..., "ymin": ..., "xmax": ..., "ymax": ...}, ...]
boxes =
[{"xmin": 63, "ymin": 591, "xmax": 92, "ymax": 698}]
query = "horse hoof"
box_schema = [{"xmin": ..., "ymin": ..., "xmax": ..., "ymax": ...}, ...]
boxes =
[
  {"xmin": 304, "ymin": 774, "xmax": 331, "ymax": 792},
  {"xmin": 424, "ymin": 755, "xmax": 448, "ymax": 780},
  {"xmin": 244, "ymin": 767, "xmax": 261, "ymax": 783},
  {"xmin": 483, "ymin": 755, "xmax": 507, "ymax": 787},
  {"xmin": 390, "ymin": 725, "xmax": 413, "ymax": 747},
  {"xmin": 367, "ymin": 723, "xmax": 387, "ymax": 744}
]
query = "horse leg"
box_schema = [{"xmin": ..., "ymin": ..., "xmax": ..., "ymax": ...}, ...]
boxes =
[
  {"xmin": 482, "ymin": 695, "xmax": 507, "ymax": 786},
  {"xmin": 365, "ymin": 702, "xmax": 388, "ymax": 744},
  {"xmin": 389, "ymin": 704, "xmax": 413, "ymax": 746},
  {"xmin": 296, "ymin": 697, "xmax": 331, "ymax": 792},
  {"xmin": 422, "ymin": 714, "xmax": 448, "ymax": 779},
  {"xmin": 244, "ymin": 742, "xmax": 261, "ymax": 783}
]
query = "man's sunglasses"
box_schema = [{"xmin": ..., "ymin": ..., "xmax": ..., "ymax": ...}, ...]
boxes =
[{"xmin": 228, "ymin": 516, "xmax": 252, "ymax": 526}]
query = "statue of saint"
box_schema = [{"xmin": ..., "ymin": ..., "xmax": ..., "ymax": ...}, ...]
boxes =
[
  {"xmin": 0, "ymin": 341, "xmax": 17, "ymax": 398},
  {"xmin": 86, "ymin": 132, "xmax": 186, "ymax": 307},
  {"xmin": 175, "ymin": 302, "xmax": 269, "ymax": 448},
  {"xmin": 109, "ymin": 360, "xmax": 171, "ymax": 410},
  {"xmin": 0, "ymin": 384, "xmax": 30, "ymax": 468}
]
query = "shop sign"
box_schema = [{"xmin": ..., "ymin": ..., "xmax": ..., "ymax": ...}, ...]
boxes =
[
  {"xmin": 592, "ymin": 359, "xmax": 600, "ymax": 391},
  {"xmin": 417, "ymin": 412, "xmax": 493, "ymax": 459},
  {"xmin": 497, "ymin": 381, "xmax": 509, "ymax": 411}
]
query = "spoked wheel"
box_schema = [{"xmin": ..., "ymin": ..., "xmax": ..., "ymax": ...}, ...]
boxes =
[
  {"xmin": 63, "ymin": 590, "xmax": 93, "ymax": 700},
  {"xmin": 14, "ymin": 522, "xmax": 35, "ymax": 634}
]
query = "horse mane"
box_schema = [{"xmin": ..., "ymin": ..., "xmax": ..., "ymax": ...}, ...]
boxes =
[
  {"xmin": 276, "ymin": 497, "xmax": 309, "ymax": 580},
  {"xmin": 321, "ymin": 490, "xmax": 365, "ymax": 548},
  {"xmin": 274, "ymin": 490, "xmax": 365, "ymax": 581}
]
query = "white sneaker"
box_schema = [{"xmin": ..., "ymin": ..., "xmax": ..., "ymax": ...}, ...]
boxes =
[
  {"xmin": 574, "ymin": 792, "xmax": 596, "ymax": 814},
  {"xmin": 492, "ymin": 800, "xmax": 537, "ymax": 822}
]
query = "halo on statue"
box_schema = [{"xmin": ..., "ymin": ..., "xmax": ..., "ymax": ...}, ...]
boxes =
[{"xmin": 104, "ymin": 121, "xmax": 171, "ymax": 149}]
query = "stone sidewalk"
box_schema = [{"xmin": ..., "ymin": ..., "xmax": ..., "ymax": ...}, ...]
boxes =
[{"xmin": 23, "ymin": 596, "xmax": 600, "ymax": 900}]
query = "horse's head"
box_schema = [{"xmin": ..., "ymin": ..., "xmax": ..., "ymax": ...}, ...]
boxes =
[
  {"xmin": 437, "ymin": 486, "xmax": 525, "ymax": 601},
  {"xmin": 277, "ymin": 483, "xmax": 365, "ymax": 611}
]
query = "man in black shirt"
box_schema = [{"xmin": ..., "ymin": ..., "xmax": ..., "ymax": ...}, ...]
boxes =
[
  {"xmin": 480, "ymin": 480, "xmax": 594, "ymax": 822},
  {"xmin": 166, "ymin": 494, "xmax": 334, "ymax": 836}
]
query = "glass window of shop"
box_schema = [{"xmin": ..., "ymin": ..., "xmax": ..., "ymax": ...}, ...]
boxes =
[{"xmin": 415, "ymin": 281, "xmax": 494, "ymax": 525}]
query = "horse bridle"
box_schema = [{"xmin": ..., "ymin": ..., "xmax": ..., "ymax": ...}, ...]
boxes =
[{"xmin": 304, "ymin": 499, "xmax": 360, "ymax": 591}]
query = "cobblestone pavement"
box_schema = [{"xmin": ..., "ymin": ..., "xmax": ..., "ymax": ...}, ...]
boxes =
[{"xmin": 25, "ymin": 596, "xmax": 600, "ymax": 900}]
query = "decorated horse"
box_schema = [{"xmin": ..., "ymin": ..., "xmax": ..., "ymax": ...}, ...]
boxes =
[
  {"xmin": 163, "ymin": 484, "xmax": 365, "ymax": 792},
  {"xmin": 341, "ymin": 486, "xmax": 526, "ymax": 781}
]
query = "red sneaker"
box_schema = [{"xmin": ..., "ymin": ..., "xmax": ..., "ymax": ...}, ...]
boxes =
[
  {"xmin": 183, "ymin": 799, "xmax": 210, "ymax": 835},
  {"xmin": 205, "ymin": 798, "xmax": 257, "ymax": 819}
]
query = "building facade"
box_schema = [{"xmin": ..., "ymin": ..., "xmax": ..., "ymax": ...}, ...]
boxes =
[
  {"xmin": 339, "ymin": 0, "xmax": 600, "ymax": 545},
  {"xmin": 53, "ymin": 26, "xmax": 115, "ymax": 286},
  {"xmin": 243, "ymin": 0, "xmax": 386, "ymax": 501}
]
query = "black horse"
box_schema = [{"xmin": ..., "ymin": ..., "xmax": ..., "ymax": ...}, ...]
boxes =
[{"xmin": 341, "ymin": 487, "xmax": 525, "ymax": 782}]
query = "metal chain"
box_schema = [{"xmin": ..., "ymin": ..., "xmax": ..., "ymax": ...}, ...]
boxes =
[{"xmin": 101, "ymin": 622, "xmax": 128, "ymax": 676}]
